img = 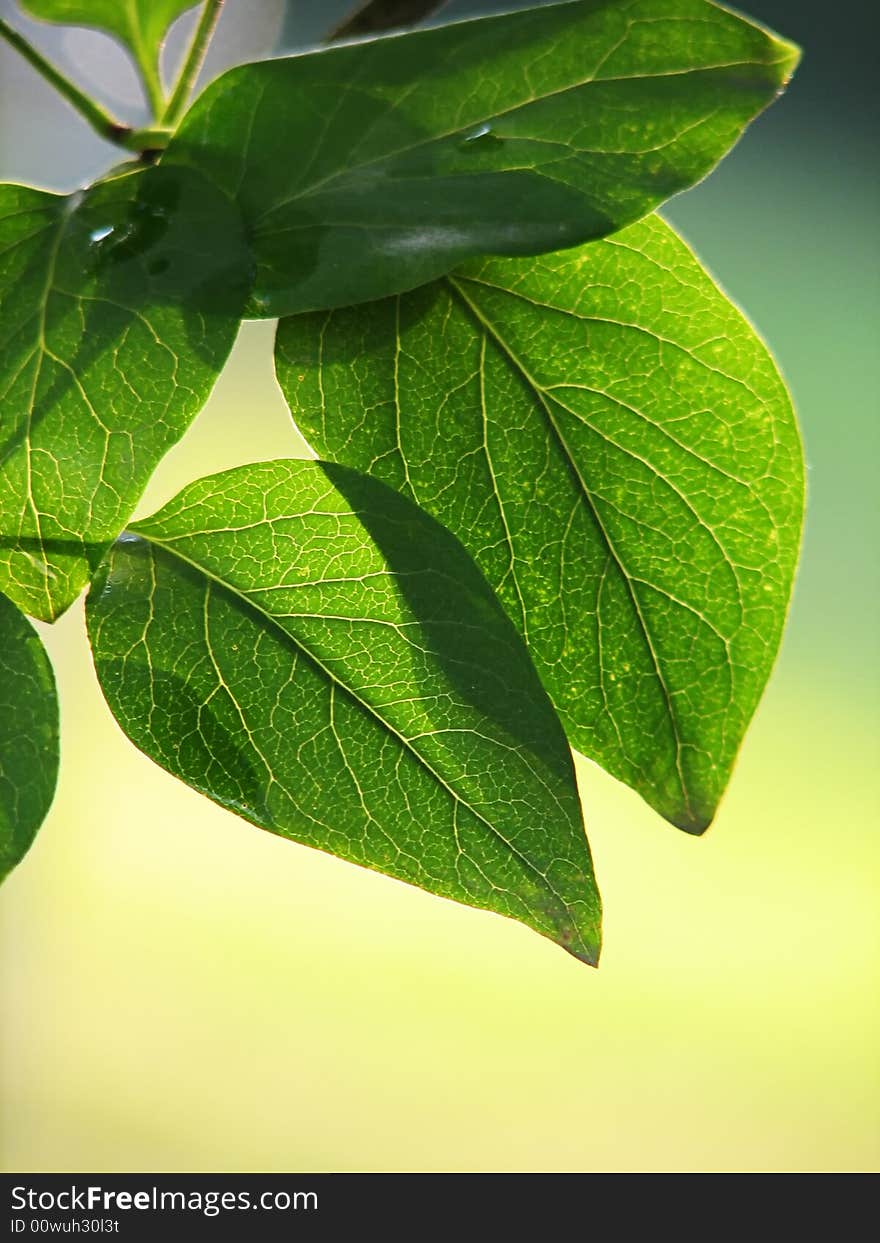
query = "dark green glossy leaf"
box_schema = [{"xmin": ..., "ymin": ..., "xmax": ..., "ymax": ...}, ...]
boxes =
[
  {"xmin": 19, "ymin": 1, "xmax": 197, "ymax": 104},
  {"xmin": 0, "ymin": 590, "xmax": 58, "ymax": 881},
  {"xmin": 276, "ymin": 215, "xmax": 804, "ymax": 831},
  {"xmin": 166, "ymin": 0, "xmax": 798, "ymax": 316},
  {"xmin": 87, "ymin": 459, "xmax": 601, "ymax": 963},
  {"xmin": 0, "ymin": 166, "xmax": 250, "ymax": 622}
]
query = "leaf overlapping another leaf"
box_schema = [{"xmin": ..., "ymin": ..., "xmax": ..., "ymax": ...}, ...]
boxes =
[
  {"xmin": 277, "ymin": 215, "xmax": 804, "ymax": 830},
  {"xmin": 0, "ymin": 166, "xmax": 250, "ymax": 622},
  {"xmin": 0, "ymin": 590, "xmax": 58, "ymax": 882},
  {"xmin": 166, "ymin": 0, "xmax": 799, "ymax": 316},
  {"xmin": 87, "ymin": 459, "xmax": 601, "ymax": 963}
]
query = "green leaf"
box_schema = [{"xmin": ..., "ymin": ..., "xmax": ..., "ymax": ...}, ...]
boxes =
[
  {"xmin": 19, "ymin": 1, "xmax": 198, "ymax": 109},
  {"xmin": 276, "ymin": 215, "xmax": 804, "ymax": 831},
  {"xmin": 0, "ymin": 590, "xmax": 59, "ymax": 882},
  {"xmin": 19, "ymin": 0, "xmax": 196, "ymax": 50},
  {"xmin": 166, "ymin": 0, "xmax": 798, "ymax": 316},
  {"xmin": 0, "ymin": 166, "xmax": 250, "ymax": 622},
  {"xmin": 86, "ymin": 459, "xmax": 601, "ymax": 963}
]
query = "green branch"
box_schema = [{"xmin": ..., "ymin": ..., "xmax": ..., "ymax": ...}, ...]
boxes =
[
  {"xmin": 160, "ymin": 0, "xmax": 224, "ymax": 128},
  {"xmin": 119, "ymin": 126, "xmax": 173, "ymax": 156},
  {"xmin": 130, "ymin": 35, "xmax": 166, "ymax": 120},
  {"xmin": 0, "ymin": 16, "xmax": 131, "ymax": 148}
]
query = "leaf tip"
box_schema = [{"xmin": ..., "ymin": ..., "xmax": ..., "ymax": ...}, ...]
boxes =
[
  {"xmin": 553, "ymin": 915, "xmax": 601, "ymax": 969},
  {"xmin": 671, "ymin": 810, "xmax": 714, "ymax": 837},
  {"xmin": 775, "ymin": 38, "xmax": 802, "ymax": 89},
  {"xmin": 565, "ymin": 940, "xmax": 601, "ymax": 969}
]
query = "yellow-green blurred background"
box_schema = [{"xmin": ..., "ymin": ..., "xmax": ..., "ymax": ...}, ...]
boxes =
[{"xmin": 1, "ymin": 0, "xmax": 877, "ymax": 1173}]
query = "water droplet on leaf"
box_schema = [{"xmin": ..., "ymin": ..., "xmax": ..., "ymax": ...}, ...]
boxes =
[{"xmin": 460, "ymin": 122, "xmax": 503, "ymax": 150}]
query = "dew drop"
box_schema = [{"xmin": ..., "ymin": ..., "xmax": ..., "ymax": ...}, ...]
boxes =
[
  {"xmin": 89, "ymin": 225, "xmax": 114, "ymax": 244},
  {"xmin": 460, "ymin": 122, "xmax": 503, "ymax": 149}
]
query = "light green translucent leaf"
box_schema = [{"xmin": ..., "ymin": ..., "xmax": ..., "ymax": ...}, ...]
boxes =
[
  {"xmin": 19, "ymin": 1, "xmax": 197, "ymax": 106},
  {"xmin": 0, "ymin": 590, "xmax": 58, "ymax": 881},
  {"xmin": 166, "ymin": 0, "xmax": 798, "ymax": 316},
  {"xmin": 87, "ymin": 459, "xmax": 601, "ymax": 963},
  {"xmin": 0, "ymin": 166, "xmax": 250, "ymax": 622},
  {"xmin": 276, "ymin": 215, "xmax": 804, "ymax": 831}
]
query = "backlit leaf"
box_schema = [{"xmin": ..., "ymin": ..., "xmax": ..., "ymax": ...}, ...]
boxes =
[
  {"xmin": 0, "ymin": 166, "xmax": 250, "ymax": 621},
  {"xmin": 19, "ymin": 1, "xmax": 198, "ymax": 105},
  {"xmin": 87, "ymin": 459, "xmax": 601, "ymax": 963},
  {"xmin": 276, "ymin": 215, "xmax": 804, "ymax": 830},
  {"xmin": 0, "ymin": 590, "xmax": 58, "ymax": 881}
]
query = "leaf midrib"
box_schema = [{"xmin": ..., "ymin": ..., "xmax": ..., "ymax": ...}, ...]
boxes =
[{"xmin": 447, "ymin": 273, "xmax": 694, "ymax": 821}]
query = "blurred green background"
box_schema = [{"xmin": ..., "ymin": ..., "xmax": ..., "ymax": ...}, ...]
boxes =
[{"xmin": 1, "ymin": 0, "xmax": 877, "ymax": 1173}]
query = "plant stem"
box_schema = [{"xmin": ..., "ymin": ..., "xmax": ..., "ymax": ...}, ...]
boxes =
[
  {"xmin": 160, "ymin": 0, "xmax": 224, "ymax": 128},
  {"xmin": 131, "ymin": 40, "xmax": 166, "ymax": 121},
  {"xmin": 0, "ymin": 16, "xmax": 132, "ymax": 147},
  {"xmin": 119, "ymin": 127, "xmax": 173, "ymax": 155}
]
